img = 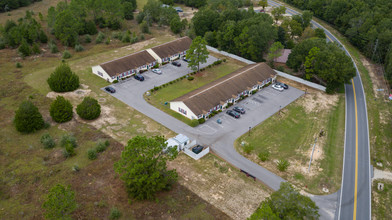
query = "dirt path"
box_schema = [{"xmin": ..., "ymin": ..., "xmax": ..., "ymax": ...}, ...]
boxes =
[{"xmin": 373, "ymin": 168, "xmax": 392, "ymax": 182}]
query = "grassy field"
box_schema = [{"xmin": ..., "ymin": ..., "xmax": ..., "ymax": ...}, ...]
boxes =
[
  {"xmin": 372, "ymin": 180, "xmax": 392, "ymax": 219},
  {"xmin": 235, "ymin": 88, "xmax": 345, "ymax": 194},
  {"xmin": 146, "ymin": 58, "xmax": 246, "ymax": 126}
]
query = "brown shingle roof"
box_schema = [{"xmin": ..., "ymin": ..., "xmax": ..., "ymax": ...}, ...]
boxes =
[
  {"xmin": 273, "ymin": 49, "xmax": 291, "ymax": 63},
  {"xmin": 100, "ymin": 50, "xmax": 156, "ymax": 77},
  {"xmin": 151, "ymin": 36, "xmax": 192, "ymax": 59},
  {"xmin": 173, "ymin": 63, "xmax": 276, "ymax": 116}
]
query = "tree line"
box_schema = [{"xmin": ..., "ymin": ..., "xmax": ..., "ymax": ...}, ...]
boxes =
[
  {"xmin": 0, "ymin": 0, "xmax": 42, "ymax": 13},
  {"xmin": 282, "ymin": 0, "xmax": 392, "ymax": 86}
]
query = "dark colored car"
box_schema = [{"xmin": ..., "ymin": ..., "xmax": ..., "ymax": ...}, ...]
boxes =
[
  {"xmin": 172, "ymin": 61, "xmax": 181, "ymax": 67},
  {"xmin": 105, "ymin": 86, "xmax": 116, "ymax": 93},
  {"xmin": 276, "ymin": 82, "xmax": 289, "ymax": 89},
  {"xmin": 192, "ymin": 145, "xmax": 204, "ymax": 154},
  {"xmin": 226, "ymin": 110, "xmax": 240, "ymax": 118},
  {"xmin": 233, "ymin": 106, "xmax": 246, "ymax": 114},
  {"xmin": 134, "ymin": 73, "xmax": 145, "ymax": 81},
  {"xmin": 182, "ymin": 57, "xmax": 189, "ymax": 62}
]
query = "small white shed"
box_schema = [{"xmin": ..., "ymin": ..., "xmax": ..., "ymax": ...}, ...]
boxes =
[{"xmin": 166, "ymin": 134, "xmax": 190, "ymax": 151}]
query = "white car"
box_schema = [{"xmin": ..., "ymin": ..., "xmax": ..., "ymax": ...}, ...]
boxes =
[
  {"xmin": 272, "ymin": 83, "xmax": 284, "ymax": 91},
  {"xmin": 152, "ymin": 68, "xmax": 162, "ymax": 74}
]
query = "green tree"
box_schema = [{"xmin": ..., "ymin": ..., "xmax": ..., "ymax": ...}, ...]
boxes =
[
  {"xmin": 140, "ymin": 20, "xmax": 149, "ymax": 34},
  {"xmin": 50, "ymin": 96, "xmax": 73, "ymax": 123},
  {"xmin": 54, "ymin": 9, "xmax": 81, "ymax": 46},
  {"xmin": 18, "ymin": 39, "xmax": 31, "ymax": 57},
  {"xmin": 304, "ymin": 47, "xmax": 320, "ymax": 80},
  {"xmin": 170, "ymin": 17, "xmax": 182, "ymax": 34},
  {"xmin": 47, "ymin": 62, "xmax": 80, "ymax": 92},
  {"xmin": 123, "ymin": 2, "xmax": 135, "ymax": 20},
  {"xmin": 76, "ymin": 97, "xmax": 101, "ymax": 120},
  {"xmin": 314, "ymin": 28, "xmax": 326, "ymax": 39},
  {"xmin": 14, "ymin": 101, "xmax": 45, "ymax": 133},
  {"xmin": 42, "ymin": 184, "xmax": 77, "ymax": 219},
  {"xmin": 268, "ymin": 41, "xmax": 284, "ymax": 65},
  {"xmin": 186, "ymin": 36, "xmax": 209, "ymax": 72},
  {"xmin": 114, "ymin": 136, "xmax": 178, "ymax": 200},
  {"xmin": 258, "ymin": 0, "xmax": 268, "ymax": 10},
  {"xmin": 249, "ymin": 182, "xmax": 319, "ymax": 219},
  {"xmin": 271, "ymin": 6, "xmax": 286, "ymax": 24}
]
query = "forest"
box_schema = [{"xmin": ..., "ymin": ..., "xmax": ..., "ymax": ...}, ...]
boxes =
[
  {"xmin": 0, "ymin": 0, "xmax": 42, "ymax": 13},
  {"xmin": 282, "ymin": 0, "xmax": 392, "ymax": 86}
]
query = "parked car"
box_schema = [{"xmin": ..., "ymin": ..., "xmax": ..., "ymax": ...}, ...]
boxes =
[
  {"xmin": 182, "ymin": 57, "xmax": 189, "ymax": 62},
  {"xmin": 134, "ymin": 73, "xmax": 145, "ymax": 81},
  {"xmin": 233, "ymin": 106, "xmax": 246, "ymax": 114},
  {"xmin": 152, "ymin": 68, "xmax": 162, "ymax": 74},
  {"xmin": 272, "ymin": 83, "xmax": 284, "ymax": 91},
  {"xmin": 192, "ymin": 145, "xmax": 204, "ymax": 154},
  {"xmin": 105, "ymin": 86, "xmax": 116, "ymax": 93},
  {"xmin": 172, "ymin": 61, "xmax": 181, "ymax": 67},
  {"xmin": 276, "ymin": 82, "xmax": 289, "ymax": 89},
  {"xmin": 226, "ymin": 110, "xmax": 240, "ymax": 118}
]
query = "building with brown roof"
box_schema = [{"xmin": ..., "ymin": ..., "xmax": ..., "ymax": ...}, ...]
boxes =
[
  {"xmin": 170, "ymin": 63, "xmax": 277, "ymax": 120},
  {"xmin": 273, "ymin": 49, "xmax": 291, "ymax": 64},
  {"xmin": 147, "ymin": 36, "xmax": 192, "ymax": 64},
  {"xmin": 92, "ymin": 50, "xmax": 157, "ymax": 82}
]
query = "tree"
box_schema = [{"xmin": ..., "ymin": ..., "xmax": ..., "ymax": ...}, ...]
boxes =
[
  {"xmin": 258, "ymin": 0, "xmax": 268, "ymax": 10},
  {"xmin": 76, "ymin": 97, "xmax": 101, "ymax": 120},
  {"xmin": 304, "ymin": 46, "xmax": 320, "ymax": 80},
  {"xmin": 123, "ymin": 2, "xmax": 135, "ymax": 20},
  {"xmin": 18, "ymin": 39, "xmax": 31, "ymax": 57},
  {"xmin": 268, "ymin": 41, "xmax": 284, "ymax": 66},
  {"xmin": 50, "ymin": 96, "xmax": 73, "ymax": 123},
  {"xmin": 314, "ymin": 28, "xmax": 326, "ymax": 39},
  {"xmin": 249, "ymin": 182, "xmax": 319, "ymax": 219},
  {"xmin": 47, "ymin": 62, "xmax": 80, "ymax": 92},
  {"xmin": 140, "ymin": 20, "xmax": 149, "ymax": 33},
  {"xmin": 271, "ymin": 6, "xmax": 286, "ymax": 24},
  {"xmin": 186, "ymin": 36, "xmax": 209, "ymax": 72},
  {"xmin": 14, "ymin": 101, "xmax": 45, "ymax": 133},
  {"xmin": 114, "ymin": 136, "xmax": 178, "ymax": 200},
  {"xmin": 54, "ymin": 9, "xmax": 81, "ymax": 46},
  {"xmin": 42, "ymin": 184, "xmax": 77, "ymax": 219},
  {"xmin": 170, "ymin": 17, "xmax": 182, "ymax": 34}
]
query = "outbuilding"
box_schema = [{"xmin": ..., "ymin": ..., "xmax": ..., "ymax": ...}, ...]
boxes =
[{"xmin": 166, "ymin": 134, "xmax": 190, "ymax": 151}]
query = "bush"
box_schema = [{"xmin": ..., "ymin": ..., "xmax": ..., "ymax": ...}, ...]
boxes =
[
  {"xmin": 140, "ymin": 21, "xmax": 149, "ymax": 34},
  {"xmin": 109, "ymin": 208, "xmax": 122, "ymax": 220},
  {"xmin": 187, "ymin": 76, "xmax": 194, "ymax": 81},
  {"xmin": 16, "ymin": 62, "xmax": 22, "ymax": 68},
  {"xmin": 198, "ymin": 118, "xmax": 205, "ymax": 124},
  {"xmin": 74, "ymin": 44, "xmax": 84, "ymax": 52},
  {"xmin": 243, "ymin": 144, "xmax": 254, "ymax": 154},
  {"xmin": 49, "ymin": 42, "xmax": 58, "ymax": 53},
  {"xmin": 62, "ymin": 50, "xmax": 72, "ymax": 59},
  {"xmin": 32, "ymin": 43, "xmax": 41, "ymax": 54},
  {"xmin": 18, "ymin": 40, "xmax": 31, "ymax": 57},
  {"xmin": 139, "ymin": 34, "xmax": 145, "ymax": 40},
  {"xmin": 76, "ymin": 97, "xmax": 101, "ymax": 120},
  {"xmin": 113, "ymin": 80, "xmax": 119, "ymax": 83},
  {"xmin": 72, "ymin": 165, "xmax": 80, "ymax": 172},
  {"xmin": 277, "ymin": 159, "xmax": 290, "ymax": 172},
  {"xmin": 39, "ymin": 30, "xmax": 48, "ymax": 43},
  {"xmin": 85, "ymin": 35, "xmax": 92, "ymax": 43},
  {"xmin": 87, "ymin": 148, "xmax": 97, "ymax": 160},
  {"xmin": 121, "ymin": 32, "xmax": 130, "ymax": 43},
  {"xmin": 258, "ymin": 150, "xmax": 270, "ymax": 162},
  {"xmin": 60, "ymin": 134, "xmax": 77, "ymax": 148},
  {"xmin": 96, "ymin": 32, "xmax": 105, "ymax": 44},
  {"xmin": 63, "ymin": 142, "xmax": 76, "ymax": 158},
  {"xmin": 105, "ymin": 37, "xmax": 110, "ymax": 45},
  {"xmin": 47, "ymin": 62, "xmax": 79, "ymax": 92},
  {"xmin": 14, "ymin": 101, "xmax": 45, "ymax": 133},
  {"xmin": 41, "ymin": 133, "xmax": 56, "ymax": 149},
  {"xmin": 50, "ymin": 96, "xmax": 73, "ymax": 123},
  {"xmin": 190, "ymin": 119, "xmax": 199, "ymax": 127},
  {"xmin": 95, "ymin": 140, "xmax": 109, "ymax": 153}
]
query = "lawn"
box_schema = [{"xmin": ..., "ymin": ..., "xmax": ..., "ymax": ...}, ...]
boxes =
[
  {"xmin": 372, "ymin": 180, "xmax": 392, "ymax": 219},
  {"xmin": 146, "ymin": 58, "xmax": 246, "ymax": 126},
  {"xmin": 235, "ymin": 88, "xmax": 345, "ymax": 195}
]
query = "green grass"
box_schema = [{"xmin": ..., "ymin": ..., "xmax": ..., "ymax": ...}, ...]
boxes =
[
  {"xmin": 146, "ymin": 61, "xmax": 246, "ymax": 126},
  {"xmin": 372, "ymin": 180, "xmax": 392, "ymax": 219},
  {"xmin": 235, "ymin": 95, "xmax": 345, "ymax": 194}
]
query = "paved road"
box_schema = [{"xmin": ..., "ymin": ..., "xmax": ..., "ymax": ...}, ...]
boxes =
[{"xmin": 268, "ymin": 1, "xmax": 371, "ymax": 219}]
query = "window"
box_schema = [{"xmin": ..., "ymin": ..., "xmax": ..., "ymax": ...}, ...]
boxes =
[{"xmin": 178, "ymin": 107, "xmax": 187, "ymax": 115}]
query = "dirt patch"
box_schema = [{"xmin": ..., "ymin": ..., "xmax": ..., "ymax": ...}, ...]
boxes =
[
  {"xmin": 46, "ymin": 84, "xmax": 92, "ymax": 101},
  {"xmin": 168, "ymin": 154, "xmax": 271, "ymax": 219},
  {"xmin": 361, "ymin": 58, "xmax": 389, "ymax": 99}
]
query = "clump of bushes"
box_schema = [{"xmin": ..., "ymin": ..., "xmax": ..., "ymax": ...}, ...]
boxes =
[
  {"xmin": 16, "ymin": 62, "xmax": 22, "ymax": 68},
  {"xmin": 190, "ymin": 119, "xmax": 199, "ymax": 127},
  {"xmin": 49, "ymin": 41, "xmax": 58, "ymax": 53},
  {"xmin": 47, "ymin": 62, "xmax": 79, "ymax": 92},
  {"xmin": 87, "ymin": 149, "xmax": 97, "ymax": 160},
  {"xmin": 277, "ymin": 159, "xmax": 290, "ymax": 172},
  {"xmin": 187, "ymin": 76, "xmax": 194, "ymax": 81},
  {"xmin": 41, "ymin": 133, "xmax": 56, "ymax": 149},
  {"xmin": 50, "ymin": 96, "xmax": 73, "ymax": 123},
  {"xmin": 76, "ymin": 97, "xmax": 101, "ymax": 120},
  {"xmin": 198, "ymin": 118, "xmax": 205, "ymax": 124},
  {"xmin": 109, "ymin": 208, "xmax": 122, "ymax": 220},
  {"xmin": 96, "ymin": 31, "xmax": 105, "ymax": 44},
  {"xmin": 61, "ymin": 134, "xmax": 77, "ymax": 158},
  {"xmin": 258, "ymin": 150, "xmax": 270, "ymax": 162},
  {"xmin": 62, "ymin": 50, "xmax": 72, "ymax": 59},
  {"xmin": 74, "ymin": 44, "xmax": 84, "ymax": 52},
  {"xmin": 14, "ymin": 101, "xmax": 45, "ymax": 133},
  {"xmin": 85, "ymin": 35, "xmax": 92, "ymax": 43},
  {"xmin": 96, "ymin": 140, "xmax": 109, "ymax": 153}
]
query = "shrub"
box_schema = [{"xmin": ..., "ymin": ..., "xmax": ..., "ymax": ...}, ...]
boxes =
[
  {"xmin": 187, "ymin": 76, "xmax": 194, "ymax": 81},
  {"xmin": 113, "ymin": 80, "xmax": 119, "ymax": 83},
  {"xmin": 41, "ymin": 133, "xmax": 56, "ymax": 149},
  {"xmin": 47, "ymin": 62, "xmax": 79, "ymax": 92},
  {"xmin": 63, "ymin": 142, "xmax": 75, "ymax": 158},
  {"xmin": 140, "ymin": 21, "xmax": 149, "ymax": 34},
  {"xmin": 96, "ymin": 32, "xmax": 105, "ymax": 44},
  {"xmin": 85, "ymin": 35, "xmax": 92, "ymax": 43},
  {"xmin": 87, "ymin": 148, "xmax": 97, "ymax": 160},
  {"xmin": 62, "ymin": 50, "xmax": 72, "ymax": 59},
  {"xmin": 39, "ymin": 30, "xmax": 48, "ymax": 43},
  {"xmin": 243, "ymin": 144, "xmax": 254, "ymax": 154},
  {"xmin": 76, "ymin": 97, "xmax": 101, "ymax": 120},
  {"xmin": 277, "ymin": 159, "xmax": 290, "ymax": 172},
  {"xmin": 72, "ymin": 165, "xmax": 80, "ymax": 172},
  {"xmin": 153, "ymin": 63, "xmax": 159, "ymax": 68},
  {"xmin": 109, "ymin": 208, "xmax": 122, "ymax": 220},
  {"xmin": 251, "ymin": 90, "xmax": 257, "ymax": 95},
  {"xmin": 18, "ymin": 40, "xmax": 31, "ymax": 57},
  {"xmin": 32, "ymin": 43, "xmax": 41, "ymax": 54},
  {"xmin": 198, "ymin": 118, "xmax": 205, "ymax": 124},
  {"xmin": 95, "ymin": 140, "xmax": 109, "ymax": 153},
  {"xmin": 139, "ymin": 34, "xmax": 145, "ymax": 40},
  {"xmin": 16, "ymin": 62, "xmax": 22, "ymax": 68},
  {"xmin": 49, "ymin": 42, "xmax": 58, "ymax": 53},
  {"xmin": 74, "ymin": 44, "xmax": 84, "ymax": 52},
  {"xmin": 60, "ymin": 134, "xmax": 77, "ymax": 148},
  {"xmin": 105, "ymin": 37, "xmax": 110, "ymax": 45},
  {"xmin": 190, "ymin": 119, "xmax": 199, "ymax": 127},
  {"xmin": 121, "ymin": 32, "xmax": 130, "ymax": 43},
  {"xmin": 258, "ymin": 150, "xmax": 270, "ymax": 162},
  {"xmin": 14, "ymin": 101, "xmax": 45, "ymax": 133},
  {"xmin": 50, "ymin": 96, "xmax": 73, "ymax": 123}
]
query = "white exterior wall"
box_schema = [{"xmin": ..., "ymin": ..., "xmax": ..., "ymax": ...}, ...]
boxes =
[
  {"xmin": 92, "ymin": 65, "xmax": 113, "ymax": 82},
  {"xmin": 170, "ymin": 101, "xmax": 198, "ymax": 120}
]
